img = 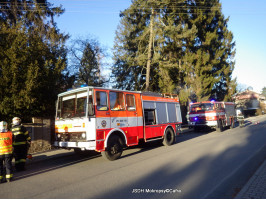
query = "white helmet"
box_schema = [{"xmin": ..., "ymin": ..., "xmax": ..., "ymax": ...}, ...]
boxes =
[
  {"xmin": 0, "ymin": 121, "xmax": 8, "ymax": 132},
  {"xmin": 12, "ymin": 117, "xmax": 21, "ymax": 126}
]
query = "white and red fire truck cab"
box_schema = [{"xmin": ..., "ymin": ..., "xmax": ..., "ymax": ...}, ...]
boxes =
[
  {"xmin": 54, "ymin": 86, "xmax": 182, "ymax": 160},
  {"xmin": 188, "ymin": 101, "xmax": 236, "ymax": 132}
]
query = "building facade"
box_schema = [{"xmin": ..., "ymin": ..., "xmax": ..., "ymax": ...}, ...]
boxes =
[{"xmin": 233, "ymin": 89, "xmax": 266, "ymax": 117}]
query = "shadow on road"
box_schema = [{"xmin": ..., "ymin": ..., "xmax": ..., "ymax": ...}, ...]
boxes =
[
  {"xmin": 13, "ymin": 131, "xmax": 208, "ymax": 182},
  {"xmin": 14, "ymin": 151, "xmax": 101, "ymax": 181},
  {"xmin": 12, "ymin": 116, "xmax": 266, "ymax": 199},
  {"xmin": 91, "ymin": 118, "xmax": 266, "ymax": 199},
  {"xmin": 121, "ymin": 130, "xmax": 209, "ymax": 159}
]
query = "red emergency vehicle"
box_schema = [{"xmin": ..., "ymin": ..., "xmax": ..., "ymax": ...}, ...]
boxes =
[
  {"xmin": 54, "ymin": 86, "xmax": 182, "ymax": 160},
  {"xmin": 188, "ymin": 101, "xmax": 236, "ymax": 132}
]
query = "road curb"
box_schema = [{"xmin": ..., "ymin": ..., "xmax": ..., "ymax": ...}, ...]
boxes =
[
  {"xmin": 235, "ymin": 159, "xmax": 266, "ymax": 198},
  {"xmin": 24, "ymin": 149, "xmax": 75, "ymax": 165}
]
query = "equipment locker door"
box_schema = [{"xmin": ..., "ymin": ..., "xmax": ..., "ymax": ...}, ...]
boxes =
[{"xmin": 143, "ymin": 101, "xmax": 160, "ymax": 140}]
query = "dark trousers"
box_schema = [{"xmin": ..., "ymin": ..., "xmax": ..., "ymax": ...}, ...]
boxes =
[
  {"xmin": 0, "ymin": 154, "xmax": 13, "ymax": 181},
  {"xmin": 13, "ymin": 144, "xmax": 27, "ymax": 171}
]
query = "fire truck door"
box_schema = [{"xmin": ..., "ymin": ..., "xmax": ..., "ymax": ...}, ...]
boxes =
[
  {"xmin": 125, "ymin": 94, "xmax": 139, "ymax": 145},
  {"xmin": 95, "ymin": 90, "xmax": 111, "ymax": 130},
  {"xmin": 95, "ymin": 90, "xmax": 111, "ymax": 151}
]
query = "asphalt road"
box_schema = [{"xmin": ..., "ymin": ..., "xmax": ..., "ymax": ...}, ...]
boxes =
[{"xmin": 1, "ymin": 115, "xmax": 266, "ymax": 199}]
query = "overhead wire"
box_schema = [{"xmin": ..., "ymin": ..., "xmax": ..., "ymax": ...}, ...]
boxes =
[{"xmin": 0, "ymin": 1, "xmax": 264, "ymax": 15}]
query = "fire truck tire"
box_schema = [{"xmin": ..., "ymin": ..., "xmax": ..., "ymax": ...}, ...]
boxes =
[
  {"xmin": 230, "ymin": 119, "xmax": 235, "ymax": 129},
  {"xmin": 216, "ymin": 120, "xmax": 223, "ymax": 132},
  {"xmin": 101, "ymin": 135, "xmax": 123, "ymax": 161},
  {"xmin": 162, "ymin": 128, "xmax": 175, "ymax": 146}
]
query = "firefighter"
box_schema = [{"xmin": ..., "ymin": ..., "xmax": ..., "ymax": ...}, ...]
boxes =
[
  {"xmin": 12, "ymin": 117, "xmax": 31, "ymax": 171},
  {"xmin": 0, "ymin": 121, "xmax": 13, "ymax": 183},
  {"xmin": 237, "ymin": 110, "xmax": 244, "ymax": 128}
]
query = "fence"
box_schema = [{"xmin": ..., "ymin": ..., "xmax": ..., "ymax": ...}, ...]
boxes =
[{"xmin": 23, "ymin": 117, "xmax": 55, "ymax": 154}]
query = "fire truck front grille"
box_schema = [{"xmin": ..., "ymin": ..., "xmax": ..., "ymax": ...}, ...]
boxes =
[
  {"xmin": 69, "ymin": 132, "xmax": 86, "ymax": 142},
  {"xmin": 196, "ymin": 119, "xmax": 207, "ymax": 124},
  {"xmin": 57, "ymin": 132, "xmax": 86, "ymax": 142}
]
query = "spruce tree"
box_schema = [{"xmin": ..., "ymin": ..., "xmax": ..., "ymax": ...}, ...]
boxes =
[
  {"xmin": 188, "ymin": 0, "xmax": 235, "ymax": 101},
  {"xmin": 112, "ymin": 0, "xmax": 192, "ymax": 92},
  {"xmin": 112, "ymin": 0, "xmax": 161, "ymax": 91},
  {"xmin": 0, "ymin": 0, "xmax": 68, "ymax": 121},
  {"xmin": 112, "ymin": 0, "xmax": 235, "ymax": 103}
]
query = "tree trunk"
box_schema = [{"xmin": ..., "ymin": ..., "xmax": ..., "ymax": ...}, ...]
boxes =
[{"xmin": 145, "ymin": 8, "xmax": 154, "ymax": 91}]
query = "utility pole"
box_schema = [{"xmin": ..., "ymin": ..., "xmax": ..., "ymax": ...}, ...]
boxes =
[{"xmin": 145, "ymin": 7, "xmax": 154, "ymax": 91}]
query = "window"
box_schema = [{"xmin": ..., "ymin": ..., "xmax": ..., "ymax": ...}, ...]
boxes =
[
  {"xmin": 126, "ymin": 94, "xmax": 136, "ymax": 111},
  {"xmin": 87, "ymin": 94, "xmax": 94, "ymax": 116},
  {"xmin": 96, "ymin": 91, "xmax": 108, "ymax": 111},
  {"xmin": 62, "ymin": 97, "xmax": 75, "ymax": 118},
  {"xmin": 144, "ymin": 109, "xmax": 156, "ymax": 125},
  {"xmin": 58, "ymin": 92, "xmax": 88, "ymax": 119},
  {"xmin": 190, "ymin": 103, "xmax": 214, "ymax": 112},
  {"xmin": 110, "ymin": 92, "xmax": 125, "ymax": 111},
  {"xmin": 215, "ymin": 103, "xmax": 224, "ymax": 111},
  {"xmin": 76, "ymin": 97, "xmax": 87, "ymax": 117}
]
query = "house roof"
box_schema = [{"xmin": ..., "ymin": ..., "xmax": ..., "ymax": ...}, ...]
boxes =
[{"xmin": 233, "ymin": 90, "xmax": 265, "ymax": 100}]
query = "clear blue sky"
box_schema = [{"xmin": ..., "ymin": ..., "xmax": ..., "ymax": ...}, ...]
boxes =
[{"xmin": 50, "ymin": 0, "xmax": 266, "ymax": 93}]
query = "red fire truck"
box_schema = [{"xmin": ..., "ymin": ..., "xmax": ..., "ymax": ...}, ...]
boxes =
[
  {"xmin": 54, "ymin": 86, "xmax": 182, "ymax": 160},
  {"xmin": 188, "ymin": 101, "xmax": 236, "ymax": 132}
]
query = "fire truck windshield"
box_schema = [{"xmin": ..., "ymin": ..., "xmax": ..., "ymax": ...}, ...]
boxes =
[
  {"xmin": 56, "ymin": 92, "xmax": 93, "ymax": 119},
  {"xmin": 190, "ymin": 103, "xmax": 214, "ymax": 112}
]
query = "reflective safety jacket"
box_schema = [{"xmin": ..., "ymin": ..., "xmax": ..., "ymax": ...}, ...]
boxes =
[
  {"xmin": 12, "ymin": 125, "xmax": 31, "ymax": 146},
  {"xmin": 0, "ymin": 131, "xmax": 13, "ymax": 155}
]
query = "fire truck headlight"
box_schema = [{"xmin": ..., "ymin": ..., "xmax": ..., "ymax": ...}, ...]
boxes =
[
  {"xmin": 57, "ymin": 134, "xmax": 61, "ymax": 139},
  {"xmin": 82, "ymin": 133, "xmax": 86, "ymax": 139}
]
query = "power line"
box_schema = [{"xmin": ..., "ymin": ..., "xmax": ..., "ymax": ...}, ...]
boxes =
[{"xmin": 0, "ymin": 2, "xmax": 264, "ymax": 15}]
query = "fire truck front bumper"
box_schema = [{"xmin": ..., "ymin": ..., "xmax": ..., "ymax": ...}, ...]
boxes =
[
  {"xmin": 189, "ymin": 121, "xmax": 217, "ymax": 127},
  {"xmin": 54, "ymin": 141, "xmax": 96, "ymax": 150}
]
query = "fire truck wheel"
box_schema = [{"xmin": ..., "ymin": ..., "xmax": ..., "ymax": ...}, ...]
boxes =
[
  {"xmin": 216, "ymin": 120, "xmax": 223, "ymax": 132},
  {"xmin": 101, "ymin": 135, "xmax": 123, "ymax": 161},
  {"xmin": 230, "ymin": 121, "xmax": 234, "ymax": 129},
  {"xmin": 162, "ymin": 128, "xmax": 175, "ymax": 146},
  {"xmin": 230, "ymin": 118, "xmax": 235, "ymax": 129}
]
